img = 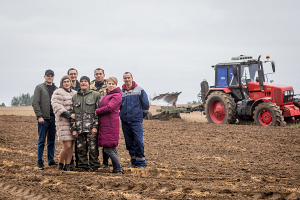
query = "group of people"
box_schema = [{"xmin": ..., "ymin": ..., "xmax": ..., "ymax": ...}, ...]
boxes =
[{"xmin": 32, "ymin": 68, "xmax": 149, "ymax": 174}]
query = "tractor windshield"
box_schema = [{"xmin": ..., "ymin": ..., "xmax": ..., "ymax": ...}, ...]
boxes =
[{"xmin": 240, "ymin": 64, "xmax": 259, "ymax": 85}]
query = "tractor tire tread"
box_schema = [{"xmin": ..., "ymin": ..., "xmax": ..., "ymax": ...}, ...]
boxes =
[{"xmin": 294, "ymin": 98, "xmax": 300, "ymax": 108}]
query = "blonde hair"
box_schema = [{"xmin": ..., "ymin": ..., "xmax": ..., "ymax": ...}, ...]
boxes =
[
  {"xmin": 60, "ymin": 75, "xmax": 71, "ymax": 88},
  {"xmin": 107, "ymin": 77, "xmax": 118, "ymax": 85}
]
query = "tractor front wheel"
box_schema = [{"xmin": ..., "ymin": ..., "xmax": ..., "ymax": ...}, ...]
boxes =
[
  {"xmin": 253, "ymin": 102, "xmax": 284, "ymax": 126},
  {"xmin": 290, "ymin": 99, "xmax": 300, "ymax": 122},
  {"xmin": 205, "ymin": 91, "xmax": 236, "ymax": 124}
]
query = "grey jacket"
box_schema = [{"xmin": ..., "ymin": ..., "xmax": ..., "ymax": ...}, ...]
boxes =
[{"xmin": 32, "ymin": 82, "xmax": 58, "ymax": 119}]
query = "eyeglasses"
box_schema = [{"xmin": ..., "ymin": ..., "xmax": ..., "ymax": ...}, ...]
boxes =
[
  {"xmin": 69, "ymin": 73, "xmax": 77, "ymax": 76},
  {"xmin": 63, "ymin": 80, "xmax": 70, "ymax": 84}
]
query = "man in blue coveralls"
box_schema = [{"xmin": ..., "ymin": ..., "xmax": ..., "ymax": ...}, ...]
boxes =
[{"xmin": 119, "ymin": 72, "xmax": 149, "ymax": 168}]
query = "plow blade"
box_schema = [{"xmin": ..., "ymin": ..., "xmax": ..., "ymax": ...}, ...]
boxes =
[{"xmin": 151, "ymin": 92, "xmax": 182, "ymax": 106}]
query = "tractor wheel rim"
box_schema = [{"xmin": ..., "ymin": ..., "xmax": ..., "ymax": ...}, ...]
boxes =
[
  {"xmin": 258, "ymin": 109, "xmax": 273, "ymax": 126},
  {"xmin": 209, "ymin": 99, "xmax": 225, "ymax": 123}
]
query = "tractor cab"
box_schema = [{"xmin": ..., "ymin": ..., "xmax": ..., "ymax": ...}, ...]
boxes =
[{"xmin": 211, "ymin": 55, "xmax": 263, "ymax": 101}]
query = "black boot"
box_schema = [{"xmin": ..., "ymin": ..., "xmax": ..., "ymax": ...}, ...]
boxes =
[
  {"xmin": 57, "ymin": 163, "xmax": 64, "ymax": 170},
  {"xmin": 64, "ymin": 164, "xmax": 71, "ymax": 171}
]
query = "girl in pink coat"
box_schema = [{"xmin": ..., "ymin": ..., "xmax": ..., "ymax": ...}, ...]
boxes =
[{"xmin": 95, "ymin": 77, "xmax": 123, "ymax": 174}]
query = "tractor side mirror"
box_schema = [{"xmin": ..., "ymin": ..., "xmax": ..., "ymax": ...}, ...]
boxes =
[{"xmin": 271, "ymin": 61, "xmax": 275, "ymax": 73}]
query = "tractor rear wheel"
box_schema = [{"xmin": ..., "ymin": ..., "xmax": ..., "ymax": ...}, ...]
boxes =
[
  {"xmin": 253, "ymin": 102, "xmax": 284, "ymax": 126},
  {"xmin": 205, "ymin": 91, "xmax": 236, "ymax": 124}
]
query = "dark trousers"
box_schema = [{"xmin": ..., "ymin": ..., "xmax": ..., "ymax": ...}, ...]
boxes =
[
  {"xmin": 70, "ymin": 140, "xmax": 79, "ymax": 166},
  {"xmin": 103, "ymin": 147, "xmax": 122, "ymax": 173},
  {"xmin": 77, "ymin": 132, "xmax": 100, "ymax": 170},
  {"xmin": 102, "ymin": 148, "xmax": 109, "ymax": 165},
  {"xmin": 122, "ymin": 121, "xmax": 145, "ymax": 166},
  {"xmin": 37, "ymin": 115, "xmax": 56, "ymax": 163}
]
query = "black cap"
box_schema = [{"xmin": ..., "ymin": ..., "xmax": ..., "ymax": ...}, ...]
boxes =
[
  {"xmin": 45, "ymin": 69, "xmax": 54, "ymax": 76},
  {"xmin": 80, "ymin": 76, "xmax": 90, "ymax": 85}
]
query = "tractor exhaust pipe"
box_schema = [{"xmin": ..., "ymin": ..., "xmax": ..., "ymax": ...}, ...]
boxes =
[{"xmin": 257, "ymin": 55, "xmax": 264, "ymax": 90}]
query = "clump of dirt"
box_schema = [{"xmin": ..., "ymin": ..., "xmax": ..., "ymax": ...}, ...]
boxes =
[{"xmin": 1, "ymin": 115, "xmax": 300, "ymax": 199}]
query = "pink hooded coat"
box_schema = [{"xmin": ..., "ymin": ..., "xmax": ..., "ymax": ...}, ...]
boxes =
[{"xmin": 96, "ymin": 87, "xmax": 122, "ymax": 147}]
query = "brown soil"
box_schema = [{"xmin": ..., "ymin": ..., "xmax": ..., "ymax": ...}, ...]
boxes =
[{"xmin": 1, "ymin": 115, "xmax": 300, "ymax": 200}]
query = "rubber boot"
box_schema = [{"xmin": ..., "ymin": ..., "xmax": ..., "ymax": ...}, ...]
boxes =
[
  {"xmin": 64, "ymin": 164, "xmax": 70, "ymax": 171},
  {"xmin": 57, "ymin": 163, "xmax": 64, "ymax": 170}
]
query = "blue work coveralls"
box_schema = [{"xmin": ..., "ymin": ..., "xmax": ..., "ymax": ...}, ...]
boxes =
[{"xmin": 119, "ymin": 84, "xmax": 149, "ymax": 166}]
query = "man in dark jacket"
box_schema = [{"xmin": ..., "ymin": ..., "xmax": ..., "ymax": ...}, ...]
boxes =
[
  {"xmin": 68, "ymin": 68, "xmax": 81, "ymax": 91},
  {"xmin": 70, "ymin": 76, "xmax": 101, "ymax": 172},
  {"xmin": 90, "ymin": 68, "xmax": 110, "ymax": 168},
  {"xmin": 119, "ymin": 72, "xmax": 149, "ymax": 168},
  {"xmin": 32, "ymin": 69, "xmax": 58, "ymax": 170},
  {"xmin": 67, "ymin": 68, "xmax": 80, "ymax": 170}
]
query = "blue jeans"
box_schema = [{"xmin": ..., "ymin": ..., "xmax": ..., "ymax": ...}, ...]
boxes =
[
  {"xmin": 103, "ymin": 147, "xmax": 122, "ymax": 173},
  {"xmin": 37, "ymin": 115, "xmax": 56, "ymax": 163},
  {"xmin": 122, "ymin": 121, "xmax": 145, "ymax": 166}
]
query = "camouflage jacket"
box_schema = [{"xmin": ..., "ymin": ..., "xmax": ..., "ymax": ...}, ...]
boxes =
[
  {"xmin": 70, "ymin": 89, "xmax": 101, "ymax": 134},
  {"xmin": 90, "ymin": 79, "xmax": 108, "ymax": 99}
]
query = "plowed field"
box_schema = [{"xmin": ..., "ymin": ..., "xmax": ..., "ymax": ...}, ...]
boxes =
[{"xmin": 1, "ymin": 115, "xmax": 300, "ymax": 200}]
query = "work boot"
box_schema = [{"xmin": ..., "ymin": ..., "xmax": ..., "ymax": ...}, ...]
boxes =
[
  {"xmin": 79, "ymin": 168, "xmax": 88, "ymax": 172},
  {"xmin": 37, "ymin": 161, "xmax": 45, "ymax": 170},
  {"xmin": 57, "ymin": 163, "xmax": 64, "ymax": 170},
  {"xmin": 103, "ymin": 164, "xmax": 110, "ymax": 168},
  {"xmin": 64, "ymin": 164, "xmax": 71, "ymax": 171},
  {"xmin": 48, "ymin": 161, "xmax": 58, "ymax": 167},
  {"xmin": 90, "ymin": 169, "xmax": 98, "ymax": 172},
  {"xmin": 112, "ymin": 169, "xmax": 124, "ymax": 174}
]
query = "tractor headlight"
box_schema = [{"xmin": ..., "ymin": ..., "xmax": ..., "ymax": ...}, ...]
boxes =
[
  {"xmin": 290, "ymin": 90, "xmax": 294, "ymax": 95},
  {"xmin": 284, "ymin": 91, "xmax": 288, "ymax": 96}
]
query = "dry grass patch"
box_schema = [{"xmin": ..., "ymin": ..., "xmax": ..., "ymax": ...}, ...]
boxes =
[{"xmin": 0, "ymin": 106, "xmax": 35, "ymax": 116}]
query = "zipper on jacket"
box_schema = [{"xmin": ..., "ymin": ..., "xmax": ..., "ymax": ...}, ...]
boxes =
[
  {"xmin": 81, "ymin": 93, "xmax": 84, "ymax": 132},
  {"xmin": 109, "ymin": 114, "xmax": 112, "ymax": 126}
]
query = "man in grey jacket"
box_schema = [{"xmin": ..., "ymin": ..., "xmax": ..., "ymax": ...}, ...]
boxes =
[{"xmin": 32, "ymin": 69, "xmax": 58, "ymax": 170}]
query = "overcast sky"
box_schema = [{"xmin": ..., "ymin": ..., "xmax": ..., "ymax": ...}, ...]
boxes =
[{"xmin": 1, "ymin": 0, "xmax": 300, "ymax": 106}]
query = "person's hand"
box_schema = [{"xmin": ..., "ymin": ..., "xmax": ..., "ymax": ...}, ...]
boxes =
[
  {"xmin": 95, "ymin": 110, "xmax": 97, "ymax": 116},
  {"xmin": 72, "ymin": 131, "xmax": 78, "ymax": 138},
  {"xmin": 70, "ymin": 114, "xmax": 75, "ymax": 119},
  {"xmin": 38, "ymin": 117, "xmax": 45, "ymax": 124},
  {"xmin": 92, "ymin": 128, "xmax": 98, "ymax": 135}
]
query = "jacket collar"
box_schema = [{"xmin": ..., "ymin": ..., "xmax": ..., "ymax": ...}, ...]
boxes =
[
  {"xmin": 122, "ymin": 81, "xmax": 137, "ymax": 91},
  {"xmin": 43, "ymin": 82, "xmax": 56, "ymax": 88},
  {"xmin": 106, "ymin": 87, "xmax": 122, "ymax": 95},
  {"xmin": 77, "ymin": 89, "xmax": 92, "ymax": 95}
]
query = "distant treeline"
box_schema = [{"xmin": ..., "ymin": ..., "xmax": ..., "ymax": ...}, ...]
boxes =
[{"xmin": 11, "ymin": 93, "xmax": 33, "ymax": 106}]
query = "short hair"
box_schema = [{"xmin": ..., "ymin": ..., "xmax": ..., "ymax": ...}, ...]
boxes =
[
  {"xmin": 60, "ymin": 75, "xmax": 71, "ymax": 88},
  {"xmin": 107, "ymin": 77, "xmax": 118, "ymax": 85},
  {"xmin": 67, "ymin": 68, "xmax": 78, "ymax": 75},
  {"xmin": 123, "ymin": 72, "xmax": 132, "ymax": 78},
  {"xmin": 94, "ymin": 68, "xmax": 104, "ymax": 74}
]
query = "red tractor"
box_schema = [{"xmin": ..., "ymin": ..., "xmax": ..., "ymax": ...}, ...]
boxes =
[{"xmin": 204, "ymin": 55, "xmax": 300, "ymax": 126}]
